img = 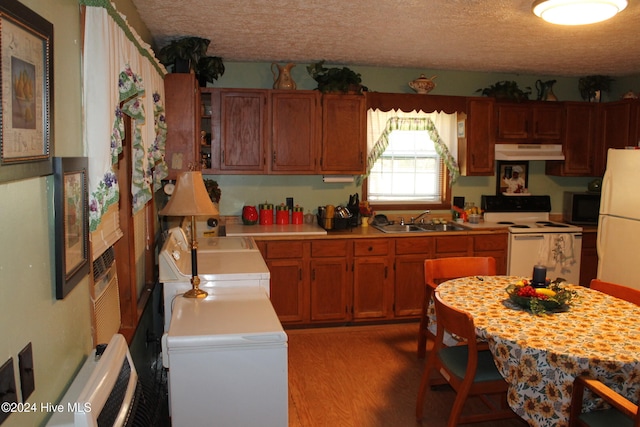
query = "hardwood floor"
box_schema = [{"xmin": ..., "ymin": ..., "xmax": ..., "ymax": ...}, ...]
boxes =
[{"xmin": 287, "ymin": 323, "xmax": 527, "ymax": 427}]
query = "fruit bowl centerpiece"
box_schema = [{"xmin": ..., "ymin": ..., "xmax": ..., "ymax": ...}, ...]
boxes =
[{"xmin": 506, "ymin": 278, "xmax": 578, "ymax": 315}]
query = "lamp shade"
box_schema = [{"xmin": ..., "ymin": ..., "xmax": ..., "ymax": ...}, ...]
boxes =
[
  {"xmin": 159, "ymin": 171, "xmax": 219, "ymax": 217},
  {"xmin": 532, "ymin": 0, "xmax": 627, "ymax": 25}
]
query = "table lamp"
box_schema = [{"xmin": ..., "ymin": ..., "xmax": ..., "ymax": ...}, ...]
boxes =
[{"xmin": 159, "ymin": 171, "xmax": 219, "ymax": 298}]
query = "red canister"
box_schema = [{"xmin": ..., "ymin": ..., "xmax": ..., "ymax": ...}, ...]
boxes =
[
  {"xmin": 292, "ymin": 205, "xmax": 304, "ymax": 224},
  {"xmin": 259, "ymin": 203, "xmax": 274, "ymax": 225},
  {"xmin": 276, "ymin": 204, "xmax": 289, "ymax": 225}
]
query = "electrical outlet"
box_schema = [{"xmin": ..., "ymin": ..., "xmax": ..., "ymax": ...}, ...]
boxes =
[
  {"xmin": 18, "ymin": 343, "xmax": 34, "ymax": 401},
  {"xmin": 0, "ymin": 358, "xmax": 17, "ymax": 425}
]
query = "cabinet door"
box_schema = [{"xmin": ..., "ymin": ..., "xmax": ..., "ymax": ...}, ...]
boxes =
[
  {"xmin": 579, "ymin": 231, "xmax": 597, "ymax": 287},
  {"xmin": 462, "ymin": 98, "xmax": 495, "ymax": 175},
  {"xmin": 473, "ymin": 233, "xmax": 508, "ymax": 274},
  {"xmin": 532, "ymin": 104, "xmax": 563, "ymax": 141},
  {"xmin": 595, "ymin": 100, "xmax": 635, "ymax": 175},
  {"xmin": 546, "ymin": 103, "xmax": 596, "ymax": 176},
  {"xmin": 353, "ymin": 258, "xmax": 391, "ymax": 320},
  {"xmin": 271, "ymin": 91, "xmax": 320, "ymax": 173},
  {"xmin": 267, "ymin": 259, "xmax": 307, "ymax": 323},
  {"xmin": 352, "ymin": 240, "xmax": 391, "ymax": 320},
  {"xmin": 310, "ymin": 258, "xmax": 350, "ymax": 322},
  {"xmin": 496, "ymin": 104, "xmax": 529, "ymax": 140},
  {"xmin": 214, "ymin": 89, "xmax": 268, "ymax": 173},
  {"xmin": 164, "ymin": 73, "xmax": 200, "ymax": 179},
  {"xmin": 394, "ymin": 255, "xmax": 426, "ymax": 317},
  {"xmin": 320, "ymin": 94, "xmax": 366, "ymax": 174}
]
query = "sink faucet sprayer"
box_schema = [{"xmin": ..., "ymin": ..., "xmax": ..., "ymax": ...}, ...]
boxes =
[{"xmin": 410, "ymin": 210, "xmax": 431, "ymax": 224}]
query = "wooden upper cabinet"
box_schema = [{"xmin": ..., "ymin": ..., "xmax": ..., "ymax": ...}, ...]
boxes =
[
  {"xmin": 211, "ymin": 89, "xmax": 269, "ymax": 173},
  {"xmin": 164, "ymin": 73, "xmax": 200, "ymax": 179},
  {"xmin": 270, "ymin": 90, "xmax": 321, "ymax": 173},
  {"xmin": 495, "ymin": 102, "xmax": 563, "ymax": 143},
  {"xmin": 460, "ymin": 97, "xmax": 495, "ymax": 176},
  {"xmin": 594, "ymin": 99, "xmax": 639, "ymax": 176},
  {"xmin": 320, "ymin": 94, "xmax": 366, "ymax": 174},
  {"xmin": 546, "ymin": 102, "xmax": 597, "ymax": 176}
]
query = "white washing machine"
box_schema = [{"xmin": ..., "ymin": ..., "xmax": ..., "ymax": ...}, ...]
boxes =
[
  {"xmin": 159, "ymin": 228, "xmax": 270, "ymax": 331},
  {"xmin": 159, "ymin": 227, "xmax": 288, "ymax": 426}
]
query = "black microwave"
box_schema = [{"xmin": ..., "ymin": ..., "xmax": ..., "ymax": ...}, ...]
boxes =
[{"xmin": 563, "ymin": 191, "xmax": 601, "ymax": 225}]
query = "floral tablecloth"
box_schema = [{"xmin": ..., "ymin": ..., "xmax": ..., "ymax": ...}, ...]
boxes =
[{"xmin": 435, "ymin": 276, "xmax": 640, "ymax": 427}]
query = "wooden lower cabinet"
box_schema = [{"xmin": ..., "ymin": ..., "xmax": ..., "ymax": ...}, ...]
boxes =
[
  {"xmin": 352, "ymin": 240, "xmax": 392, "ymax": 320},
  {"xmin": 394, "ymin": 237, "xmax": 434, "ymax": 317},
  {"xmin": 310, "ymin": 240, "xmax": 351, "ymax": 322},
  {"xmin": 258, "ymin": 240, "xmax": 308, "ymax": 324},
  {"xmin": 580, "ymin": 231, "xmax": 598, "ymax": 287},
  {"xmin": 259, "ymin": 232, "xmax": 507, "ymax": 326}
]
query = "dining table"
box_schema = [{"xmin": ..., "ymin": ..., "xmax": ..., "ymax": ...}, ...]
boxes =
[{"xmin": 434, "ymin": 275, "xmax": 640, "ymax": 427}]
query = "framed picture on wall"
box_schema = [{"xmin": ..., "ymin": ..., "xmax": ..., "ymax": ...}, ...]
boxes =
[
  {"xmin": 496, "ymin": 160, "xmax": 530, "ymax": 195},
  {"xmin": 0, "ymin": 0, "xmax": 53, "ymax": 183},
  {"xmin": 54, "ymin": 157, "xmax": 90, "ymax": 300}
]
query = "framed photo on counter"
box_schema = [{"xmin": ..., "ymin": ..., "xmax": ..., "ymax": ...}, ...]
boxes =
[
  {"xmin": 0, "ymin": 0, "xmax": 53, "ymax": 183},
  {"xmin": 54, "ymin": 157, "xmax": 90, "ymax": 300},
  {"xmin": 496, "ymin": 160, "xmax": 529, "ymax": 195}
]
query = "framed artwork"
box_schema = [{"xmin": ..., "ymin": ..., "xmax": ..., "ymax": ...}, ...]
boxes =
[
  {"xmin": 54, "ymin": 157, "xmax": 90, "ymax": 300},
  {"xmin": 0, "ymin": 0, "xmax": 53, "ymax": 183},
  {"xmin": 496, "ymin": 160, "xmax": 529, "ymax": 195}
]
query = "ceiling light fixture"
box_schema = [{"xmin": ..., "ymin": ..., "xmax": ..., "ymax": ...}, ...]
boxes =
[{"xmin": 532, "ymin": 0, "xmax": 627, "ymax": 25}]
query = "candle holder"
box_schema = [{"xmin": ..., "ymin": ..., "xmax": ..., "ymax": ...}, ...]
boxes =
[{"xmin": 532, "ymin": 265, "xmax": 547, "ymax": 288}]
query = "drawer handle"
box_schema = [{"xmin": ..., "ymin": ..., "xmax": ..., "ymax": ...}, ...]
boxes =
[{"xmin": 368, "ymin": 246, "xmax": 373, "ymax": 251}]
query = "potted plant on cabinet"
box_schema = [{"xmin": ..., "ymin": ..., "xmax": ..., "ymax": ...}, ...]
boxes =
[
  {"xmin": 476, "ymin": 81, "xmax": 531, "ymax": 102},
  {"xmin": 307, "ymin": 60, "xmax": 367, "ymax": 94},
  {"xmin": 578, "ymin": 75, "xmax": 614, "ymax": 102},
  {"xmin": 158, "ymin": 36, "xmax": 225, "ymax": 86}
]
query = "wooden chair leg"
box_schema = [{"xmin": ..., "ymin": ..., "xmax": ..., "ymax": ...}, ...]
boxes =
[{"xmin": 415, "ymin": 356, "xmax": 435, "ymax": 420}]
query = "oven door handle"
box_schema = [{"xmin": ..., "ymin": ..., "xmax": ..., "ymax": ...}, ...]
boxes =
[{"xmin": 512, "ymin": 234, "xmax": 545, "ymax": 240}]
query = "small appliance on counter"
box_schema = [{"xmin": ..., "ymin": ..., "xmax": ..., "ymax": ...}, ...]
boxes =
[{"xmin": 563, "ymin": 191, "xmax": 600, "ymax": 225}]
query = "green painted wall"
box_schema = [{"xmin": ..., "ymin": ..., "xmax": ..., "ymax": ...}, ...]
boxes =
[{"xmin": 0, "ymin": 1, "xmax": 90, "ymax": 426}]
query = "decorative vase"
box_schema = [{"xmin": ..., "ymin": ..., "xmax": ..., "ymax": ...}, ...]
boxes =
[{"xmin": 271, "ymin": 63, "xmax": 296, "ymax": 90}]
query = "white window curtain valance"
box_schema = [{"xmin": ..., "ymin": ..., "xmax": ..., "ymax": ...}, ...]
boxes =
[
  {"xmin": 361, "ymin": 109, "xmax": 460, "ymax": 184},
  {"xmin": 82, "ymin": 2, "xmax": 167, "ymax": 249}
]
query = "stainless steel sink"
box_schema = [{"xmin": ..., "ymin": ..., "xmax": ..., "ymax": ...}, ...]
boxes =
[
  {"xmin": 373, "ymin": 224, "xmax": 426, "ymax": 233},
  {"xmin": 372, "ymin": 222, "xmax": 469, "ymax": 233}
]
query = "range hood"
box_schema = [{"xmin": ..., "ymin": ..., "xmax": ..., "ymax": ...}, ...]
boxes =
[{"xmin": 495, "ymin": 144, "xmax": 565, "ymax": 161}]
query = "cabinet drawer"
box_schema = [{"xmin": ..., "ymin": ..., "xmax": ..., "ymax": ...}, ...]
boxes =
[
  {"xmin": 435, "ymin": 236, "xmax": 470, "ymax": 253},
  {"xmin": 473, "ymin": 233, "xmax": 507, "ymax": 251},
  {"xmin": 395, "ymin": 237, "xmax": 433, "ymax": 255},
  {"xmin": 264, "ymin": 241, "xmax": 303, "ymax": 259},
  {"xmin": 311, "ymin": 240, "xmax": 348, "ymax": 257},
  {"xmin": 354, "ymin": 239, "xmax": 389, "ymax": 257}
]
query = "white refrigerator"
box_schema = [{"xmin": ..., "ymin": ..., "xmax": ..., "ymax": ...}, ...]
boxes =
[{"xmin": 597, "ymin": 148, "xmax": 640, "ymax": 289}]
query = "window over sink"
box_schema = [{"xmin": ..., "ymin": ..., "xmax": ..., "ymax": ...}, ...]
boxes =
[{"xmin": 362, "ymin": 109, "xmax": 458, "ymax": 210}]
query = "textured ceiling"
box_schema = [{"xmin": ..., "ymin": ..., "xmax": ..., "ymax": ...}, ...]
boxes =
[{"xmin": 131, "ymin": 0, "xmax": 640, "ymax": 77}]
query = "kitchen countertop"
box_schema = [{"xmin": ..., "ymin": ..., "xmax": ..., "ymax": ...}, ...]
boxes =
[{"xmin": 223, "ymin": 220, "xmax": 510, "ymax": 240}]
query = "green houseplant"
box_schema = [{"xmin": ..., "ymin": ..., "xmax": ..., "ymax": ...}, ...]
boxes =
[
  {"xmin": 578, "ymin": 75, "xmax": 614, "ymax": 102},
  {"xmin": 307, "ymin": 60, "xmax": 366, "ymax": 94},
  {"xmin": 476, "ymin": 81, "xmax": 531, "ymax": 102},
  {"xmin": 158, "ymin": 36, "xmax": 225, "ymax": 86},
  {"xmin": 203, "ymin": 179, "xmax": 221, "ymax": 204}
]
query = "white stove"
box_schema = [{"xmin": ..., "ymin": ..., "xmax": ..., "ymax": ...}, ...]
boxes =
[
  {"xmin": 483, "ymin": 211, "xmax": 583, "ymax": 234},
  {"xmin": 482, "ymin": 196, "xmax": 583, "ymax": 285}
]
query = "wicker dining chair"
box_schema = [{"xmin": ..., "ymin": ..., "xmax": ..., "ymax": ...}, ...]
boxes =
[
  {"xmin": 416, "ymin": 291, "xmax": 517, "ymax": 426},
  {"xmin": 569, "ymin": 375, "xmax": 640, "ymax": 427},
  {"xmin": 417, "ymin": 256, "xmax": 496, "ymax": 359},
  {"xmin": 589, "ymin": 279, "xmax": 640, "ymax": 306}
]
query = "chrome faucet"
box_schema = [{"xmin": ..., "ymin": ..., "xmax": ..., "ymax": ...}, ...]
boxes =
[{"xmin": 410, "ymin": 210, "xmax": 431, "ymax": 224}]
